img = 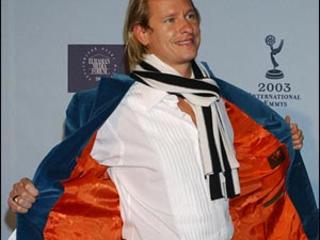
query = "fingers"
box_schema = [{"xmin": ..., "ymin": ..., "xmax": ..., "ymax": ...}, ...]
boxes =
[
  {"xmin": 8, "ymin": 178, "xmax": 39, "ymax": 213},
  {"xmin": 285, "ymin": 115, "xmax": 304, "ymax": 150},
  {"xmin": 292, "ymin": 127, "xmax": 304, "ymax": 150},
  {"xmin": 8, "ymin": 196, "xmax": 29, "ymax": 213},
  {"xmin": 22, "ymin": 178, "xmax": 39, "ymax": 196},
  {"xmin": 290, "ymin": 123, "xmax": 304, "ymax": 150},
  {"xmin": 285, "ymin": 115, "xmax": 291, "ymax": 124}
]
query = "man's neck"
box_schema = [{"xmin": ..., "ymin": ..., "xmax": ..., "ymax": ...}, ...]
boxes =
[
  {"xmin": 142, "ymin": 54, "xmax": 193, "ymax": 78},
  {"xmin": 175, "ymin": 64, "xmax": 192, "ymax": 78}
]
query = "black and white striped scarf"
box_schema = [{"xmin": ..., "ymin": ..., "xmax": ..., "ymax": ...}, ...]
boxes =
[{"xmin": 130, "ymin": 59, "xmax": 240, "ymax": 200}]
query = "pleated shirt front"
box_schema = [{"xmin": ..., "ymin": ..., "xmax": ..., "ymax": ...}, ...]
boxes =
[{"xmin": 91, "ymin": 58, "xmax": 234, "ymax": 240}]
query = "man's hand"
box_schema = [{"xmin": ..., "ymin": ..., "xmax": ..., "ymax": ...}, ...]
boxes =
[
  {"xmin": 8, "ymin": 177, "xmax": 39, "ymax": 213},
  {"xmin": 285, "ymin": 115, "xmax": 304, "ymax": 150}
]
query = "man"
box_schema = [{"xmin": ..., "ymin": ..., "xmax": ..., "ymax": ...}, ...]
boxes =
[{"xmin": 8, "ymin": 0, "xmax": 317, "ymax": 239}]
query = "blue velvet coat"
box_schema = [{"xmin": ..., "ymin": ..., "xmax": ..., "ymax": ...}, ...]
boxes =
[{"xmin": 16, "ymin": 65, "xmax": 318, "ymax": 240}]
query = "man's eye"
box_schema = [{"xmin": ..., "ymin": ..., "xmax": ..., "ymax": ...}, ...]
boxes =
[
  {"xmin": 186, "ymin": 12, "xmax": 196, "ymax": 20},
  {"xmin": 164, "ymin": 18, "xmax": 175, "ymax": 23}
]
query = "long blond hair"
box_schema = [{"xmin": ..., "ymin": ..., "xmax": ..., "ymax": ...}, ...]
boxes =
[{"xmin": 123, "ymin": 0, "xmax": 150, "ymax": 71}]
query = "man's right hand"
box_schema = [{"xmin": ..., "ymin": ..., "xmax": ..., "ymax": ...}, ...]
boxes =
[{"xmin": 8, "ymin": 178, "xmax": 39, "ymax": 213}]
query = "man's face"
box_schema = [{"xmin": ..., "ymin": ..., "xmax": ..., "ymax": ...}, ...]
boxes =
[{"xmin": 140, "ymin": 0, "xmax": 201, "ymax": 71}]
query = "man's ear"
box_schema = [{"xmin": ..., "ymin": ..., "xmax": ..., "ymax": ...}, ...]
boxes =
[{"xmin": 132, "ymin": 25, "xmax": 150, "ymax": 46}]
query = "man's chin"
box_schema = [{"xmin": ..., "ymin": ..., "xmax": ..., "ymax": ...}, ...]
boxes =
[{"xmin": 180, "ymin": 53, "xmax": 198, "ymax": 63}]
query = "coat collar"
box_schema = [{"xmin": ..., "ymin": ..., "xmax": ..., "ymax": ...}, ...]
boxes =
[{"xmin": 89, "ymin": 74, "xmax": 134, "ymax": 120}]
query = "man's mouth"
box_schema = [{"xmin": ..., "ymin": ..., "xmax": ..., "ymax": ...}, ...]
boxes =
[{"xmin": 176, "ymin": 38, "xmax": 194, "ymax": 46}]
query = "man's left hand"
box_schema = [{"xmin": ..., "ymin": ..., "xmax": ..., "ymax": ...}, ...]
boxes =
[{"xmin": 285, "ymin": 115, "xmax": 304, "ymax": 150}]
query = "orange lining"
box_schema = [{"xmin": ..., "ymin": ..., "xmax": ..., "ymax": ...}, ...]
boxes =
[
  {"xmin": 44, "ymin": 133, "xmax": 122, "ymax": 240},
  {"xmin": 225, "ymin": 100, "xmax": 307, "ymax": 240},
  {"xmin": 43, "ymin": 100, "xmax": 308, "ymax": 239}
]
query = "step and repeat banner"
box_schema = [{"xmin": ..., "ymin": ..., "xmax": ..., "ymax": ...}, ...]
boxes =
[{"xmin": 2, "ymin": 0, "xmax": 318, "ymax": 239}]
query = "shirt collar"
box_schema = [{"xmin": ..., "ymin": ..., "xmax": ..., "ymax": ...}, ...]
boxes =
[{"xmin": 132, "ymin": 54, "xmax": 194, "ymax": 111}]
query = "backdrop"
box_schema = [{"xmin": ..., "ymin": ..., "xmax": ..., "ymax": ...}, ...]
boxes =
[{"xmin": 1, "ymin": 0, "xmax": 318, "ymax": 239}]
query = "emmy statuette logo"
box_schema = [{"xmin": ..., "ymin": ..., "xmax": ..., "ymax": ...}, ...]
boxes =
[
  {"xmin": 252, "ymin": 34, "xmax": 302, "ymax": 108},
  {"xmin": 265, "ymin": 35, "xmax": 284, "ymax": 80}
]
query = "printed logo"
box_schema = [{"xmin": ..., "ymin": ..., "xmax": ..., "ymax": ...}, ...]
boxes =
[
  {"xmin": 265, "ymin": 35, "xmax": 284, "ymax": 80},
  {"xmin": 82, "ymin": 47, "xmax": 118, "ymax": 81},
  {"xmin": 68, "ymin": 45, "xmax": 127, "ymax": 92},
  {"xmin": 252, "ymin": 35, "xmax": 302, "ymax": 108}
]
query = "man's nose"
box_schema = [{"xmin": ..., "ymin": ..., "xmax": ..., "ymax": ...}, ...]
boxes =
[{"xmin": 179, "ymin": 19, "xmax": 193, "ymax": 34}]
